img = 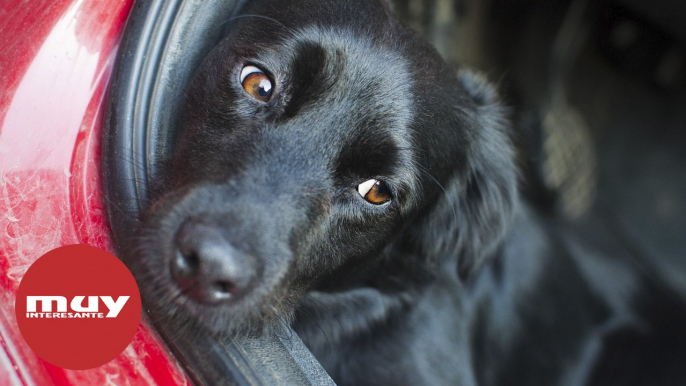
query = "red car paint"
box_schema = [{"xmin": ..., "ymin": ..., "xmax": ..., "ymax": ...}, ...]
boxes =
[{"xmin": 0, "ymin": 1, "xmax": 188, "ymax": 384}]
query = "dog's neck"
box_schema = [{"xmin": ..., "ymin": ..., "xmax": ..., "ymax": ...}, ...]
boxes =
[{"xmin": 294, "ymin": 206, "xmax": 625, "ymax": 385}]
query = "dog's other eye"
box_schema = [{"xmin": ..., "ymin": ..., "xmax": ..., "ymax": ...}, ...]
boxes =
[
  {"xmin": 240, "ymin": 65, "xmax": 273, "ymax": 102},
  {"xmin": 357, "ymin": 179, "xmax": 392, "ymax": 205}
]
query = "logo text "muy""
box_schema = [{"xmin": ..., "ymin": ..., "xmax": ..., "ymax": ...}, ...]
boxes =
[{"xmin": 27, "ymin": 296, "xmax": 130, "ymax": 318}]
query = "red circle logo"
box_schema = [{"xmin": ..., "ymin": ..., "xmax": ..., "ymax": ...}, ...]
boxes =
[{"xmin": 15, "ymin": 244, "xmax": 142, "ymax": 370}]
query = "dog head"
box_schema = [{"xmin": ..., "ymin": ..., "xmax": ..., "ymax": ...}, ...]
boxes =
[{"xmin": 135, "ymin": 0, "xmax": 517, "ymax": 335}]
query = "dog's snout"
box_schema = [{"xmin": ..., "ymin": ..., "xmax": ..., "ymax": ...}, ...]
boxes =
[{"xmin": 173, "ymin": 219, "xmax": 257, "ymax": 304}]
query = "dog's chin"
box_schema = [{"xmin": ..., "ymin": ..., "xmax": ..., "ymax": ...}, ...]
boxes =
[{"xmin": 140, "ymin": 281, "xmax": 299, "ymax": 338}]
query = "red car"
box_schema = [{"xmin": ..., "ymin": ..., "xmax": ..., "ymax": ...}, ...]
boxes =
[{"xmin": 0, "ymin": 0, "xmax": 190, "ymax": 384}]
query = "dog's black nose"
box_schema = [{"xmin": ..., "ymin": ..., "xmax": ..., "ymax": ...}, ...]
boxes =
[{"xmin": 173, "ymin": 219, "xmax": 257, "ymax": 304}]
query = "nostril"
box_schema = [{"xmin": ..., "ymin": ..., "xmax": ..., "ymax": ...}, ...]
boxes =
[
  {"xmin": 173, "ymin": 220, "xmax": 204, "ymax": 282},
  {"xmin": 210, "ymin": 280, "xmax": 236, "ymax": 302},
  {"xmin": 171, "ymin": 251, "xmax": 201, "ymax": 297},
  {"xmin": 173, "ymin": 249, "xmax": 200, "ymax": 278}
]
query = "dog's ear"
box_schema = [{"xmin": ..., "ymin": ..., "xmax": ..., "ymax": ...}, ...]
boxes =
[
  {"xmin": 411, "ymin": 70, "xmax": 518, "ymax": 280},
  {"xmin": 453, "ymin": 71, "xmax": 518, "ymax": 278}
]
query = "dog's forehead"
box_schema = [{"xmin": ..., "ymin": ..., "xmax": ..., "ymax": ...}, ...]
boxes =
[
  {"xmin": 249, "ymin": 26, "xmax": 413, "ymax": 145},
  {"xmin": 298, "ymin": 28, "xmax": 410, "ymax": 120},
  {"xmin": 278, "ymin": 27, "xmax": 416, "ymax": 178}
]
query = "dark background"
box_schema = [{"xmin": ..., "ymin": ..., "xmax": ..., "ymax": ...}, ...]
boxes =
[{"xmin": 392, "ymin": 0, "xmax": 686, "ymax": 291}]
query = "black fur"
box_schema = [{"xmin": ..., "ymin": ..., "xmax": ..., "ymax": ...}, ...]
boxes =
[{"xmin": 133, "ymin": 0, "xmax": 686, "ymax": 384}]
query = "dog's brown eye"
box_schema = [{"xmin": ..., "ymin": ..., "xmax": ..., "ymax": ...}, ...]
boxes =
[
  {"xmin": 357, "ymin": 179, "xmax": 392, "ymax": 205},
  {"xmin": 240, "ymin": 65, "xmax": 273, "ymax": 102}
]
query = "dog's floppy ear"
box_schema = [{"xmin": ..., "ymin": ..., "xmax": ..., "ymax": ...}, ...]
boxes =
[
  {"xmin": 455, "ymin": 71, "xmax": 518, "ymax": 278},
  {"xmin": 412, "ymin": 70, "xmax": 518, "ymax": 280}
]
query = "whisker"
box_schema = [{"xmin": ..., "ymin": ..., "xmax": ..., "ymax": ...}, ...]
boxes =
[
  {"xmin": 416, "ymin": 164, "xmax": 459, "ymax": 228},
  {"xmin": 228, "ymin": 14, "xmax": 297, "ymax": 36}
]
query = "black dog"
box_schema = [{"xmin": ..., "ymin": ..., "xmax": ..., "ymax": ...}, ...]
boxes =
[{"xmin": 135, "ymin": 0, "xmax": 686, "ymax": 384}]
